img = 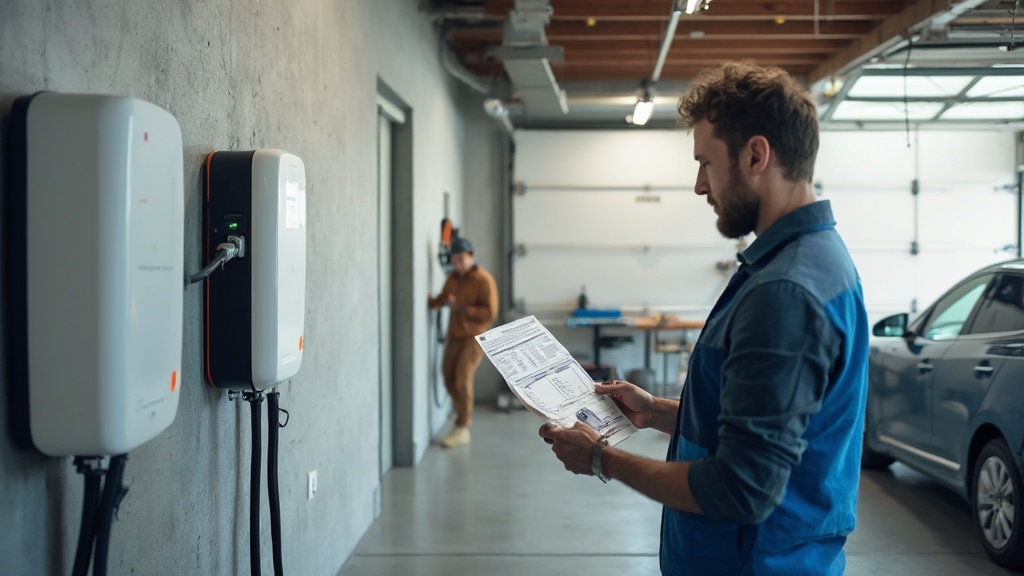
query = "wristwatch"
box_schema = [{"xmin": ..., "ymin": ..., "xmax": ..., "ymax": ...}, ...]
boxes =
[{"xmin": 591, "ymin": 438, "xmax": 611, "ymax": 483}]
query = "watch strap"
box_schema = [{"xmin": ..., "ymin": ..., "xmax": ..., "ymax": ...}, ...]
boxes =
[{"xmin": 591, "ymin": 439, "xmax": 610, "ymax": 483}]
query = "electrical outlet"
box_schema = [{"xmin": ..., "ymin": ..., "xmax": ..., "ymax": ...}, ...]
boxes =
[{"xmin": 307, "ymin": 470, "xmax": 318, "ymax": 500}]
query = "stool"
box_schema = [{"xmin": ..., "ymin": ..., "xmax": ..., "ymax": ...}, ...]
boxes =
[{"xmin": 654, "ymin": 337, "xmax": 685, "ymax": 398}]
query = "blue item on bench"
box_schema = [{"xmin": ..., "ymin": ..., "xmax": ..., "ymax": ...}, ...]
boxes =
[{"xmin": 573, "ymin": 308, "xmax": 621, "ymax": 319}]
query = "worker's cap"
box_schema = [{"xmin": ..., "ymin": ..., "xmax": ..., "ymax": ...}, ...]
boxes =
[{"xmin": 451, "ymin": 238, "xmax": 474, "ymax": 255}]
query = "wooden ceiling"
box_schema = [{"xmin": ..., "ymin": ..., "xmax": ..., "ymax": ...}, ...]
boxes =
[{"xmin": 440, "ymin": 0, "xmax": 948, "ymax": 84}]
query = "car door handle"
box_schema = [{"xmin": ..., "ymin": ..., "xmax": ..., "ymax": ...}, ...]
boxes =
[
  {"xmin": 917, "ymin": 362, "xmax": 933, "ymax": 373},
  {"xmin": 974, "ymin": 364, "xmax": 995, "ymax": 376}
]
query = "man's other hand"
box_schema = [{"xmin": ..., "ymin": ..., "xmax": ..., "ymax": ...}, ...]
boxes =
[
  {"xmin": 595, "ymin": 380, "xmax": 657, "ymax": 429},
  {"xmin": 538, "ymin": 422, "xmax": 601, "ymax": 476}
]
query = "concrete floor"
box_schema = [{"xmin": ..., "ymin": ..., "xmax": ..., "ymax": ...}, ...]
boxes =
[{"xmin": 339, "ymin": 408, "xmax": 1021, "ymax": 576}]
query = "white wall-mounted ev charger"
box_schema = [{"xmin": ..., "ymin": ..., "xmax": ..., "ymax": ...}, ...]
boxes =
[
  {"xmin": 6, "ymin": 93, "xmax": 185, "ymax": 457},
  {"xmin": 203, "ymin": 149, "xmax": 306, "ymax": 391}
]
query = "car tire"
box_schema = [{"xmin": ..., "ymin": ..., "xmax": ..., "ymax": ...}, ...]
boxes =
[
  {"xmin": 861, "ymin": 413, "xmax": 894, "ymax": 470},
  {"xmin": 973, "ymin": 438, "xmax": 1024, "ymax": 568}
]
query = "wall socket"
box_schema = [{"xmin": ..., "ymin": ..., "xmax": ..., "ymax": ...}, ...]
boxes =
[{"xmin": 307, "ymin": 470, "xmax": 318, "ymax": 500}]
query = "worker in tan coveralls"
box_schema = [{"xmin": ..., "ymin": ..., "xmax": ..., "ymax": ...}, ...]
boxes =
[{"xmin": 428, "ymin": 238, "xmax": 499, "ymax": 448}]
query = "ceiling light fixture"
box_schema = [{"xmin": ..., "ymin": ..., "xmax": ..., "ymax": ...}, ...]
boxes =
[
  {"xmin": 628, "ymin": 0, "xmax": 713, "ymax": 126},
  {"xmin": 683, "ymin": 0, "xmax": 713, "ymax": 15},
  {"xmin": 631, "ymin": 97, "xmax": 655, "ymax": 126}
]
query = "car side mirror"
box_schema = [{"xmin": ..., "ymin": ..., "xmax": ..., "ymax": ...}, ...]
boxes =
[{"xmin": 873, "ymin": 313, "xmax": 909, "ymax": 337}]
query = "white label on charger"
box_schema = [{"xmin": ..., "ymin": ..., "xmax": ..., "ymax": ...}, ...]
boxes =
[{"xmin": 285, "ymin": 179, "xmax": 301, "ymax": 230}]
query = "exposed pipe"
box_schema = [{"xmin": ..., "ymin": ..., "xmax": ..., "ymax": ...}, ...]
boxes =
[
  {"xmin": 652, "ymin": 9, "xmax": 682, "ymax": 83},
  {"xmin": 439, "ymin": 28, "xmax": 491, "ymax": 94},
  {"xmin": 506, "ymin": 137, "xmax": 517, "ymax": 314},
  {"xmin": 929, "ymin": 0, "xmax": 991, "ymax": 34}
]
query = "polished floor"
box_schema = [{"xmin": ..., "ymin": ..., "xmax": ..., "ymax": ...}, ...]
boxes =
[{"xmin": 339, "ymin": 408, "xmax": 1021, "ymax": 575}]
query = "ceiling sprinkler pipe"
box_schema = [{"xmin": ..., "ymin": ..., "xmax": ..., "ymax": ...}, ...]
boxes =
[
  {"xmin": 930, "ymin": 0, "xmax": 991, "ymax": 31},
  {"xmin": 440, "ymin": 28, "xmax": 490, "ymax": 94},
  {"xmin": 652, "ymin": 9, "xmax": 682, "ymax": 83}
]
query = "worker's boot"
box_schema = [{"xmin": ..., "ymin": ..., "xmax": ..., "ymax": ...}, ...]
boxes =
[{"xmin": 441, "ymin": 426, "xmax": 470, "ymax": 448}]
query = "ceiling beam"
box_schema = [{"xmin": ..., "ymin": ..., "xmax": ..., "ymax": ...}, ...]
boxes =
[
  {"xmin": 808, "ymin": 0, "xmax": 995, "ymax": 82},
  {"xmin": 553, "ymin": 56, "xmax": 826, "ymax": 67},
  {"xmin": 452, "ymin": 20, "xmax": 877, "ymax": 41},
  {"xmin": 546, "ymin": 66, "xmax": 816, "ymax": 82},
  {"xmin": 459, "ymin": 47, "xmax": 841, "ymax": 64},
  {"xmin": 458, "ymin": 37, "xmax": 851, "ymax": 52},
  {"xmin": 483, "ymin": 1, "xmax": 910, "ymax": 21},
  {"xmin": 469, "ymin": 62, "xmax": 817, "ymax": 79}
]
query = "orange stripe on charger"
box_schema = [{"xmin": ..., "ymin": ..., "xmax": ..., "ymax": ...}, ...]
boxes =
[
  {"xmin": 204, "ymin": 152, "xmax": 216, "ymax": 388},
  {"xmin": 171, "ymin": 371, "xmax": 177, "ymax": 392}
]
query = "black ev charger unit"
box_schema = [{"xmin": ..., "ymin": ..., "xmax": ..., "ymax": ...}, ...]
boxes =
[
  {"xmin": 203, "ymin": 149, "xmax": 306, "ymax": 392},
  {"xmin": 201, "ymin": 148, "xmax": 306, "ymax": 576}
]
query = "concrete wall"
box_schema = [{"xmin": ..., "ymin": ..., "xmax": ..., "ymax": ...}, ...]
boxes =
[{"xmin": 0, "ymin": 0, "xmax": 481, "ymax": 574}]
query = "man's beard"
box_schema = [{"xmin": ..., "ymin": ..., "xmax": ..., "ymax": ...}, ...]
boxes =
[{"xmin": 714, "ymin": 164, "xmax": 760, "ymax": 239}]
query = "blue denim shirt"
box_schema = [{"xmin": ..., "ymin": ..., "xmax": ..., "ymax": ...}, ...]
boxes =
[{"xmin": 662, "ymin": 200, "xmax": 869, "ymax": 575}]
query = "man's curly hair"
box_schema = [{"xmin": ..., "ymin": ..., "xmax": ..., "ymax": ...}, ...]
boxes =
[{"xmin": 678, "ymin": 61, "xmax": 819, "ymax": 183}]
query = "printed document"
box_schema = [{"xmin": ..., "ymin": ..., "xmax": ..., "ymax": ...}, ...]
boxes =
[{"xmin": 476, "ymin": 316, "xmax": 636, "ymax": 446}]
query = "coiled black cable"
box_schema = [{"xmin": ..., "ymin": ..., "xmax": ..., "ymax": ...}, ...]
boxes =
[
  {"xmin": 431, "ymin": 309, "xmax": 448, "ymax": 409},
  {"xmin": 267, "ymin": 391, "xmax": 284, "ymax": 576},
  {"xmin": 92, "ymin": 454, "xmax": 128, "ymax": 576},
  {"xmin": 72, "ymin": 457, "xmax": 104, "ymax": 576}
]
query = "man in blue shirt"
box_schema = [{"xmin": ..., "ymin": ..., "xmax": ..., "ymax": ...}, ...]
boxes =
[{"xmin": 539, "ymin": 62, "xmax": 869, "ymax": 575}]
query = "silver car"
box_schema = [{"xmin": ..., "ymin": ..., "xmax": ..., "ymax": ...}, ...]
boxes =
[{"xmin": 865, "ymin": 260, "xmax": 1024, "ymax": 568}]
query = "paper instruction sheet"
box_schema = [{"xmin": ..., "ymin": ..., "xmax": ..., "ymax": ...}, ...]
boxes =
[{"xmin": 476, "ymin": 316, "xmax": 636, "ymax": 446}]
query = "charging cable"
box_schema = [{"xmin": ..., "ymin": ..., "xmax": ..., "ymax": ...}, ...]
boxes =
[
  {"xmin": 92, "ymin": 454, "xmax": 128, "ymax": 576},
  {"xmin": 72, "ymin": 457, "xmax": 104, "ymax": 576},
  {"xmin": 241, "ymin": 390, "xmax": 265, "ymax": 576},
  {"xmin": 189, "ymin": 236, "xmax": 245, "ymax": 284},
  {"xmin": 71, "ymin": 454, "xmax": 128, "ymax": 576},
  {"xmin": 267, "ymin": 391, "xmax": 288, "ymax": 576}
]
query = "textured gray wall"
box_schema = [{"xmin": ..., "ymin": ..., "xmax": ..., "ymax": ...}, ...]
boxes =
[{"xmin": 0, "ymin": 0, "xmax": 486, "ymax": 574}]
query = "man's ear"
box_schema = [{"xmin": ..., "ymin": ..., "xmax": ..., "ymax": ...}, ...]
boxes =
[{"xmin": 746, "ymin": 136, "xmax": 771, "ymax": 175}]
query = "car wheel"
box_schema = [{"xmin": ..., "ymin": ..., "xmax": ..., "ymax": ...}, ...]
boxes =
[
  {"xmin": 861, "ymin": 412, "xmax": 894, "ymax": 470},
  {"xmin": 973, "ymin": 438, "xmax": 1024, "ymax": 568}
]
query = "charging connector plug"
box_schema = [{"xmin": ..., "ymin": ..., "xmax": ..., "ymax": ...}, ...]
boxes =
[{"xmin": 188, "ymin": 236, "xmax": 245, "ymax": 284}]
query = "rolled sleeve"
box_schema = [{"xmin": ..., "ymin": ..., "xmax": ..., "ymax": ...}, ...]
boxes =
[{"xmin": 688, "ymin": 280, "xmax": 839, "ymax": 524}]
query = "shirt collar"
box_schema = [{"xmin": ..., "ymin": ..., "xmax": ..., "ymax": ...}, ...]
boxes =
[{"xmin": 738, "ymin": 200, "xmax": 836, "ymax": 266}]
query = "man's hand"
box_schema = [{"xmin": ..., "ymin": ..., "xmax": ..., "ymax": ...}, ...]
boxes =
[
  {"xmin": 595, "ymin": 380, "xmax": 657, "ymax": 430},
  {"xmin": 446, "ymin": 294, "xmax": 467, "ymax": 314},
  {"xmin": 538, "ymin": 422, "xmax": 601, "ymax": 476}
]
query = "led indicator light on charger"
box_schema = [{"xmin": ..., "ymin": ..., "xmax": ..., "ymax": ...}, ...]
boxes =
[{"xmin": 227, "ymin": 222, "xmax": 239, "ymax": 230}]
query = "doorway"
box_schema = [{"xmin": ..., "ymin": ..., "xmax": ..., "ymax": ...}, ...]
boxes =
[{"xmin": 377, "ymin": 96, "xmax": 405, "ymax": 477}]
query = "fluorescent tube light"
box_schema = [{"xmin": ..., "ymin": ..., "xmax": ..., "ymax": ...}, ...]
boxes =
[{"xmin": 631, "ymin": 99, "xmax": 655, "ymax": 126}]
